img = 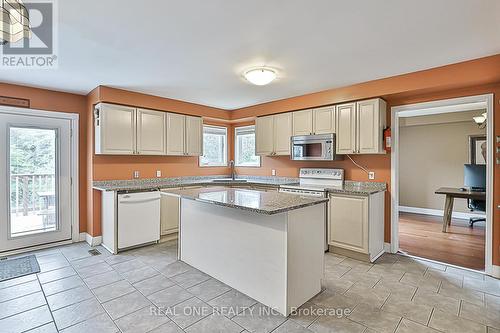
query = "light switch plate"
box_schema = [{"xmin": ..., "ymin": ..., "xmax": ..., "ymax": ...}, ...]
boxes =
[
  {"xmin": 156, "ymin": 170, "xmax": 162, "ymax": 178},
  {"xmin": 368, "ymin": 172, "xmax": 375, "ymax": 180},
  {"xmin": 133, "ymin": 171, "xmax": 140, "ymax": 179},
  {"xmin": 271, "ymin": 169, "xmax": 276, "ymax": 176}
]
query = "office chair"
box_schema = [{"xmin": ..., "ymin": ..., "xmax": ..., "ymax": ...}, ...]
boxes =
[{"xmin": 467, "ymin": 198, "xmax": 486, "ymax": 227}]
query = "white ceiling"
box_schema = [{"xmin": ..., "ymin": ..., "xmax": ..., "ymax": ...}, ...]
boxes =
[{"xmin": 2, "ymin": 0, "xmax": 500, "ymax": 109}]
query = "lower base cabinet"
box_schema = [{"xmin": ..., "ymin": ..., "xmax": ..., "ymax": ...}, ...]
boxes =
[
  {"xmin": 160, "ymin": 189, "xmax": 180, "ymax": 236},
  {"xmin": 328, "ymin": 192, "xmax": 384, "ymax": 262}
]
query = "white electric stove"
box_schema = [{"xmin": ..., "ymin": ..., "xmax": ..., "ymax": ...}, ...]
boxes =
[{"xmin": 279, "ymin": 168, "xmax": 344, "ymax": 250}]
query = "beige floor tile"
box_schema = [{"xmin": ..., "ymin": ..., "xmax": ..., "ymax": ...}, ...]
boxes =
[
  {"xmin": 396, "ymin": 318, "xmax": 440, "ymax": 333},
  {"xmin": 115, "ymin": 306, "xmax": 169, "ymax": 333},
  {"xmin": 446, "ymin": 267, "xmax": 485, "ymax": 280},
  {"xmin": 309, "ymin": 316, "xmax": 365, "ymax": 333},
  {"xmin": 166, "ymin": 297, "xmax": 212, "ymax": 328},
  {"xmin": 374, "ymin": 280, "xmax": 417, "ymax": 301},
  {"xmin": 321, "ymin": 276, "xmax": 353, "ymax": 294},
  {"xmin": 344, "ymin": 283, "xmax": 390, "ymax": 308},
  {"xmin": 288, "ymin": 301, "xmax": 321, "ymax": 327},
  {"xmin": 413, "ymin": 289, "xmax": 460, "ymax": 315},
  {"xmin": 310, "ymin": 290, "xmax": 358, "ymax": 310},
  {"xmin": 464, "ymin": 277, "xmax": 500, "ymax": 296},
  {"xmin": 460, "ymin": 301, "xmax": 500, "ymax": 329},
  {"xmin": 185, "ymin": 313, "xmax": 244, "ymax": 333},
  {"xmin": 324, "ymin": 264, "xmax": 351, "ymax": 279},
  {"xmin": 485, "ymin": 294, "xmax": 500, "ymax": 311},
  {"xmin": 381, "ymin": 294, "xmax": 433, "ymax": 325},
  {"xmin": 429, "ymin": 309, "xmax": 486, "ymax": 333},
  {"xmin": 208, "ymin": 289, "xmax": 257, "ymax": 318},
  {"xmin": 232, "ymin": 303, "xmax": 287, "ymax": 333},
  {"xmin": 439, "ymin": 280, "xmax": 485, "ymax": 306},
  {"xmin": 347, "ymin": 303, "xmax": 401, "ymax": 333},
  {"xmin": 400, "ymin": 272, "xmax": 441, "ymax": 292}
]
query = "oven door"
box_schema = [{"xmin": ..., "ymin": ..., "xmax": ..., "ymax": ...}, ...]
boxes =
[{"xmin": 291, "ymin": 134, "xmax": 335, "ymax": 161}]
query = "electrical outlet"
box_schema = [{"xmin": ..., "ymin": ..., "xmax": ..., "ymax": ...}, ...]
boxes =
[
  {"xmin": 133, "ymin": 171, "xmax": 140, "ymax": 179},
  {"xmin": 368, "ymin": 172, "xmax": 375, "ymax": 180},
  {"xmin": 156, "ymin": 170, "xmax": 162, "ymax": 178},
  {"xmin": 271, "ymin": 169, "xmax": 276, "ymax": 176}
]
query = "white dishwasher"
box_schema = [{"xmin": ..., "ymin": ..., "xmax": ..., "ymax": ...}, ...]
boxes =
[{"xmin": 118, "ymin": 191, "xmax": 161, "ymax": 250}]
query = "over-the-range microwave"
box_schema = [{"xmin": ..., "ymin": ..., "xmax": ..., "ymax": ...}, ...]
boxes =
[{"xmin": 290, "ymin": 133, "xmax": 341, "ymax": 161}]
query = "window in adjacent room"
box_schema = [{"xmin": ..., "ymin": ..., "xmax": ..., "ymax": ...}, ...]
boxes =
[
  {"xmin": 235, "ymin": 125, "xmax": 261, "ymax": 167},
  {"xmin": 199, "ymin": 125, "xmax": 227, "ymax": 167}
]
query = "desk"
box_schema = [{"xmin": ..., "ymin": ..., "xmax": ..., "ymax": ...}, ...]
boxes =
[{"xmin": 435, "ymin": 187, "xmax": 486, "ymax": 232}]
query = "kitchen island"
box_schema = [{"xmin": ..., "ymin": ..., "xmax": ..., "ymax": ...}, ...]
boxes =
[{"xmin": 162, "ymin": 186, "xmax": 328, "ymax": 316}]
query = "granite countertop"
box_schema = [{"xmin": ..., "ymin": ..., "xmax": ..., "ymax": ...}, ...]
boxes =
[
  {"xmin": 92, "ymin": 175, "xmax": 299, "ymax": 192},
  {"xmin": 326, "ymin": 181, "xmax": 386, "ymax": 195},
  {"xmin": 162, "ymin": 186, "xmax": 329, "ymax": 215}
]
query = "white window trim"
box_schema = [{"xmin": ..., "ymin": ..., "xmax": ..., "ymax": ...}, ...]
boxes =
[
  {"xmin": 234, "ymin": 125, "xmax": 261, "ymax": 167},
  {"xmin": 199, "ymin": 125, "xmax": 228, "ymax": 167}
]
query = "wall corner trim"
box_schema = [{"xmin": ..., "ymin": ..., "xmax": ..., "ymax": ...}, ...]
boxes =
[{"xmin": 80, "ymin": 232, "xmax": 103, "ymax": 247}]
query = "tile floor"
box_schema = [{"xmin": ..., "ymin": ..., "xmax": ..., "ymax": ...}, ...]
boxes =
[{"xmin": 1, "ymin": 241, "xmax": 499, "ymax": 333}]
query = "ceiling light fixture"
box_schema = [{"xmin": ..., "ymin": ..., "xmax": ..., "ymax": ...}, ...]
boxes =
[
  {"xmin": 243, "ymin": 67, "xmax": 277, "ymax": 86},
  {"xmin": 0, "ymin": 0, "xmax": 31, "ymax": 45},
  {"xmin": 473, "ymin": 112, "xmax": 487, "ymax": 129}
]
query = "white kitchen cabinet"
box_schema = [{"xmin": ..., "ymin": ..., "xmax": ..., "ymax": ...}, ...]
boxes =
[
  {"xmin": 293, "ymin": 107, "xmax": 336, "ymax": 136},
  {"xmin": 166, "ymin": 113, "xmax": 203, "ymax": 156},
  {"xmin": 357, "ymin": 98, "xmax": 386, "ymax": 154},
  {"xmin": 256, "ymin": 113, "xmax": 293, "ymax": 156},
  {"xmin": 335, "ymin": 102, "xmax": 357, "ymax": 154},
  {"xmin": 313, "ymin": 106, "xmax": 336, "ymax": 135},
  {"xmin": 185, "ymin": 116, "xmax": 203, "ymax": 156},
  {"xmin": 328, "ymin": 192, "xmax": 384, "ymax": 262},
  {"xmin": 255, "ymin": 115, "xmax": 275, "ymax": 156},
  {"xmin": 292, "ymin": 109, "xmax": 313, "ymax": 136},
  {"xmin": 95, "ymin": 103, "xmax": 136, "ymax": 155},
  {"xmin": 273, "ymin": 113, "xmax": 293, "ymax": 155},
  {"xmin": 335, "ymin": 98, "xmax": 386, "ymax": 154},
  {"xmin": 136, "ymin": 108, "xmax": 166, "ymax": 155},
  {"xmin": 160, "ymin": 190, "xmax": 180, "ymax": 236},
  {"xmin": 166, "ymin": 113, "xmax": 186, "ymax": 155}
]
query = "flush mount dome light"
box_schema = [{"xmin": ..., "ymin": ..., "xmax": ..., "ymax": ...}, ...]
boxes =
[{"xmin": 243, "ymin": 67, "xmax": 277, "ymax": 86}]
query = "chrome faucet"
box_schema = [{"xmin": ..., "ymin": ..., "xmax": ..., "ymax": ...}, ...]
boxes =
[{"xmin": 229, "ymin": 160, "xmax": 235, "ymax": 180}]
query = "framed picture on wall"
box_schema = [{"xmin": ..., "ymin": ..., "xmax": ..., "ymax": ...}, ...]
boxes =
[{"xmin": 469, "ymin": 135, "xmax": 486, "ymax": 165}]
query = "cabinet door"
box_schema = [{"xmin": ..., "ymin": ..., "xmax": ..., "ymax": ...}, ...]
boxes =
[
  {"xmin": 273, "ymin": 113, "xmax": 293, "ymax": 155},
  {"xmin": 357, "ymin": 98, "xmax": 386, "ymax": 154},
  {"xmin": 166, "ymin": 113, "xmax": 186, "ymax": 156},
  {"xmin": 136, "ymin": 108, "xmax": 166, "ymax": 155},
  {"xmin": 185, "ymin": 116, "xmax": 203, "ymax": 156},
  {"xmin": 313, "ymin": 106, "xmax": 335, "ymax": 135},
  {"xmin": 329, "ymin": 194, "xmax": 368, "ymax": 253},
  {"xmin": 292, "ymin": 109, "xmax": 313, "ymax": 136},
  {"xmin": 335, "ymin": 103, "xmax": 356, "ymax": 154},
  {"xmin": 96, "ymin": 103, "xmax": 136, "ymax": 155},
  {"xmin": 255, "ymin": 116, "xmax": 274, "ymax": 156},
  {"xmin": 160, "ymin": 192, "xmax": 180, "ymax": 235}
]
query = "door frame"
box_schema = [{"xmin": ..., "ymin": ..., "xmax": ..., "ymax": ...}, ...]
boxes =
[
  {"xmin": 390, "ymin": 94, "xmax": 494, "ymax": 275},
  {"xmin": 0, "ymin": 105, "xmax": 79, "ymax": 253}
]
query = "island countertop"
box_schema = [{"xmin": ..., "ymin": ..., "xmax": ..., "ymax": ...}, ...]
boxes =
[{"xmin": 162, "ymin": 186, "xmax": 328, "ymax": 215}]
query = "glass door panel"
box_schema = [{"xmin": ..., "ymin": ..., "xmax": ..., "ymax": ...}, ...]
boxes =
[{"xmin": 9, "ymin": 127, "xmax": 58, "ymax": 238}]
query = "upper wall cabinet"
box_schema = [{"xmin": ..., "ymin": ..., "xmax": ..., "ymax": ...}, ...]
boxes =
[
  {"xmin": 95, "ymin": 103, "xmax": 136, "ymax": 155},
  {"xmin": 292, "ymin": 106, "xmax": 335, "ymax": 136},
  {"xmin": 137, "ymin": 108, "xmax": 166, "ymax": 155},
  {"xmin": 185, "ymin": 116, "xmax": 203, "ymax": 156},
  {"xmin": 94, "ymin": 103, "xmax": 203, "ymax": 156},
  {"xmin": 166, "ymin": 113, "xmax": 185, "ymax": 156},
  {"xmin": 166, "ymin": 113, "xmax": 203, "ymax": 156},
  {"xmin": 336, "ymin": 98, "xmax": 386, "ymax": 154},
  {"xmin": 256, "ymin": 113, "xmax": 292, "ymax": 156}
]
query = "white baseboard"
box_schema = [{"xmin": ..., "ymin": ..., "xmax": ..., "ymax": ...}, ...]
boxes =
[
  {"xmin": 384, "ymin": 242, "xmax": 392, "ymax": 253},
  {"xmin": 399, "ymin": 206, "xmax": 485, "ymax": 220},
  {"xmin": 80, "ymin": 232, "xmax": 102, "ymax": 247},
  {"xmin": 490, "ymin": 265, "xmax": 500, "ymax": 279}
]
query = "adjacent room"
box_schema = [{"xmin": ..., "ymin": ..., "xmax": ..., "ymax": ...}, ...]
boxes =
[
  {"xmin": 0, "ymin": 1, "xmax": 499, "ymax": 333},
  {"xmin": 398, "ymin": 108, "xmax": 488, "ymax": 270}
]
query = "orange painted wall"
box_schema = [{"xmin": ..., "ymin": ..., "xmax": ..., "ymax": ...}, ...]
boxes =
[{"xmin": 0, "ymin": 83, "xmax": 89, "ymax": 233}]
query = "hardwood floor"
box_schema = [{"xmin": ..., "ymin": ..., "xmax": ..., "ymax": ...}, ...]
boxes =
[{"xmin": 399, "ymin": 212, "xmax": 485, "ymax": 270}]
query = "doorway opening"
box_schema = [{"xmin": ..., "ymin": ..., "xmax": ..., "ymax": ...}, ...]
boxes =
[
  {"xmin": 0, "ymin": 106, "xmax": 79, "ymax": 255},
  {"xmin": 391, "ymin": 94, "xmax": 494, "ymax": 274}
]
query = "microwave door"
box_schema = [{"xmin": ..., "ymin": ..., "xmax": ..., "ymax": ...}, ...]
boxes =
[{"xmin": 292, "ymin": 141, "xmax": 327, "ymax": 160}]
